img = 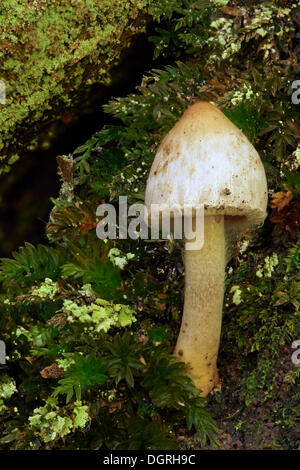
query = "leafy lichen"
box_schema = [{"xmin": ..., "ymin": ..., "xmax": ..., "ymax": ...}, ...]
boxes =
[
  {"xmin": 29, "ymin": 397, "xmax": 89, "ymax": 443},
  {"xmin": 0, "ymin": 0, "xmax": 152, "ymax": 174}
]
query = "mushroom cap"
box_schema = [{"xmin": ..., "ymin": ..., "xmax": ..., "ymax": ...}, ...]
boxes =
[{"xmin": 145, "ymin": 101, "xmax": 268, "ymax": 239}]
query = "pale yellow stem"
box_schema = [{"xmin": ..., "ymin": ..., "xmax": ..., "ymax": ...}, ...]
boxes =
[{"xmin": 174, "ymin": 215, "xmax": 225, "ymax": 397}]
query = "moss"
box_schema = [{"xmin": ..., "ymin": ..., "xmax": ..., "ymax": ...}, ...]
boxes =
[
  {"xmin": 31, "ymin": 278, "xmax": 59, "ymax": 300},
  {"xmin": 0, "ymin": 0, "xmax": 152, "ymax": 174},
  {"xmin": 222, "ymin": 244, "xmax": 299, "ymax": 407}
]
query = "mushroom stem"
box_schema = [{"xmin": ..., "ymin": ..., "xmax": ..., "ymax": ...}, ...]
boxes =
[{"xmin": 174, "ymin": 215, "xmax": 225, "ymax": 397}]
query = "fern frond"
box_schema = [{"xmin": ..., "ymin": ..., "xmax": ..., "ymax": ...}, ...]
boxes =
[
  {"xmin": 53, "ymin": 354, "xmax": 108, "ymax": 402},
  {"xmin": 0, "ymin": 243, "xmax": 67, "ymax": 291}
]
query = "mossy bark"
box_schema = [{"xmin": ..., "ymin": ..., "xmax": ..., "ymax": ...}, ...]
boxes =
[{"xmin": 0, "ymin": 0, "xmax": 152, "ymax": 174}]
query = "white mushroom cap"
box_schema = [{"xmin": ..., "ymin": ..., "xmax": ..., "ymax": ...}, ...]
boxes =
[{"xmin": 145, "ymin": 101, "xmax": 268, "ymax": 243}]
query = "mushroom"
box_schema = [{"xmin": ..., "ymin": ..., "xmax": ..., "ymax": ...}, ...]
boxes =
[{"xmin": 145, "ymin": 101, "xmax": 268, "ymax": 397}]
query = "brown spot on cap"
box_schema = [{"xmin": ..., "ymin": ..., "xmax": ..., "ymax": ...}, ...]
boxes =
[
  {"xmin": 178, "ymin": 349, "xmax": 184, "ymax": 356},
  {"xmin": 162, "ymin": 160, "xmax": 169, "ymax": 172},
  {"xmin": 222, "ymin": 187, "xmax": 231, "ymax": 196},
  {"xmin": 163, "ymin": 142, "xmax": 172, "ymax": 156}
]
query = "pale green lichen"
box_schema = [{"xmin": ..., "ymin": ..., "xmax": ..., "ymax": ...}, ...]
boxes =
[
  {"xmin": 207, "ymin": 3, "xmax": 294, "ymax": 63},
  {"xmin": 108, "ymin": 248, "xmax": 135, "ymax": 270},
  {"xmin": 231, "ymin": 84, "xmax": 254, "ymax": 106},
  {"xmin": 56, "ymin": 355, "xmax": 76, "ymax": 371},
  {"xmin": 0, "ymin": 375, "xmax": 17, "ymax": 415},
  {"xmin": 28, "ymin": 397, "xmax": 89, "ymax": 443},
  {"xmin": 78, "ymin": 283, "xmax": 95, "ymax": 298},
  {"xmin": 255, "ymin": 266, "xmax": 264, "ymax": 278},
  {"xmin": 15, "ymin": 325, "xmax": 55, "ymax": 348},
  {"xmin": 212, "ymin": 0, "xmax": 229, "ymax": 6},
  {"xmin": 0, "ymin": 0, "xmax": 152, "ymax": 174},
  {"xmin": 101, "ymin": 389, "xmax": 117, "ymax": 402},
  {"xmin": 238, "ymin": 239, "xmax": 250, "ymax": 254},
  {"xmin": 73, "ymin": 401, "xmax": 89, "ymax": 428},
  {"xmin": 230, "ymin": 285, "xmax": 243, "ymax": 306},
  {"xmin": 209, "ymin": 16, "xmax": 236, "ymax": 58},
  {"xmin": 15, "ymin": 326, "xmax": 30, "ymax": 339},
  {"xmin": 0, "ymin": 376, "xmax": 17, "ymax": 399},
  {"xmin": 62, "ymin": 297, "xmax": 136, "ymax": 332},
  {"xmin": 256, "ymin": 253, "xmax": 279, "ymax": 279},
  {"xmin": 294, "ymin": 147, "xmax": 300, "ymax": 166},
  {"xmin": 264, "ymin": 253, "xmax": 279, "ymax": 278},
  {"xmin": 0, "ymin": 401, "xmax": 7, "ymax": 414},
  {"xmin": 31, "ymin": 278, "xmax": 59, "ymax": 300}
]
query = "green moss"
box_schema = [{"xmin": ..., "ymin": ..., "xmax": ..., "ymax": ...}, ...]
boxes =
[
  {"xmin": 222, "ymin": 244, "xmax": 299, "ymax": 406},
  {"xmin": 0, "ymin": 0, "xmax": 152, "ymax": 174}
]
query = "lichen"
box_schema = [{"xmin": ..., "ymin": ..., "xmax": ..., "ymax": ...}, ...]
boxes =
[
  {"xmin": 108, "ymin": 248, "xmax": 135, "ymax": 270},
  {"xmin": 0, "ymin": 376, "xmax": 17, "ymax": 400},
  {"xmin": 28, "ymin": 397, "xmax": 89, "ymax": 443},
  {"xmin": 230, "ymin": 285, "xmax": 243, "ymax": 306},
  {"xmin": 62, "ymin": 297, "xmax": 136, "ymax": 332},
  {"xmin": 0, "ymin": 376, "xmax": 17, "ymax": 415},
  {"xmin": 0, "ymin": 0, "xmax": 152, "ymax": 174},
  {"xmin": 31, "ymin": 278, "xmax": 59, "ymax": 300},
  {"xmin": 256, "ymin": 253, "xmax": 279, "ymax": 279}
]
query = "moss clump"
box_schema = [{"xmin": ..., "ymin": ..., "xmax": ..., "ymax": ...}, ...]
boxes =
[{"xmin": 0, "ymin": 0, "xmax": 153, "ymax": 174}]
